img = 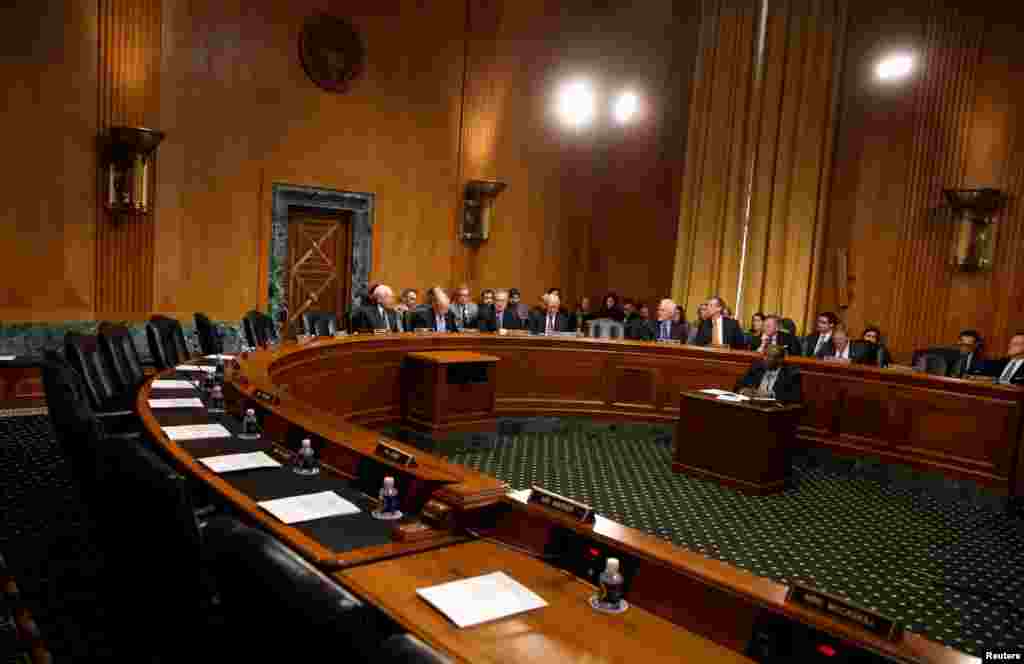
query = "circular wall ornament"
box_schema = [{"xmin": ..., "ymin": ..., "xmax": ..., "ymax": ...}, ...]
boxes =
[{"xmin": 299, "ymin": 13, "xmax": 365, "ymax": 94}]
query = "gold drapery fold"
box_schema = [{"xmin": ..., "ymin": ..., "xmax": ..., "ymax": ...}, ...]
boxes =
[{"xmin": 672, "ymin": 0, "xmax": 847, "ymax": 332}]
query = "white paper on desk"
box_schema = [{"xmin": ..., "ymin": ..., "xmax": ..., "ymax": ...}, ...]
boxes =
[
  {"xmin": 204, "ymin": 354, "xmax": 235, "ymax": 360},
  {"xmin": 700, "ymin": 388, "xmax": 730, "ymax": 396},
  {"xmin": 258, "ymin": 491, "xmax": 361, "ymax": 524},
  {"xmin": 199, "ymin": 451, "xmax": 281, "ymax": 474},
  {"xmin": 148, "ymin": 398, "xmax": 205, "ymax": 409},
  {"xmin": 162, "ymin": 423, "xmax": 233, "ymax": 441},
  {"xmin": 416, "ymin": 571, "xmax": 548, "ymax": 628},
  {"xmin": 716, "ymin": 393, "xmax": 749, "ymax": 402},
  {"xmin": 151, "ymin": 379, "xmax": 197, "ymax": 389},
  {"xmin": 175, "ymin": 364, "xmax": 216, "ymax": 373},
  {"xmin": 0, "ymin": 355, "xmax": 16, "ymax": 361}
]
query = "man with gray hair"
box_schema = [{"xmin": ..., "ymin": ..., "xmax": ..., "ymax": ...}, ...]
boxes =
[
  {"xmin": 479, "ymin": 289, "xmax": 523, "ymax": 332},
  {"xmin": 352, "ymin": 284, "xmax": 399, "ymax": 332},
  {"xmin": 528, "ymin": 293, "xmax": 572, "ymax": 334},
  {"xmin": 627, "ymin": 298, "xmax": 686, "ymax": 341},
  {"xmin": 411, "ymin": 287, "xmax": 458, "ymax": 332},
  {"xmin": 451, "ymin": 283, "xmax": 479, "ymax": 329}
]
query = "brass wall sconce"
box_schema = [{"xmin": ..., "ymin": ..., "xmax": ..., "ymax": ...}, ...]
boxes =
[
  {"xmin": 100, "ymin": 126, "xmax": 165, "ymax": 221},
  {"xmin": 943, "ymin": 188, "xmax": 1005, "ymax": 272},
  {"xmin": 461, "ymin": 180, "xmax": 507, "ymax": 242}
]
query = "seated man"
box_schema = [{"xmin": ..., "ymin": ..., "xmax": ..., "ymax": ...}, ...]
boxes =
[
  {"xmin": 804, "ymin": 311, "xmax": 839, "ymax": 357},
  {"xmin": 816, "ymin": 326, "xmax": 876, "ymax": 364},
  {"xmin": 750, "ymin": 315, "xmax": 801, "ymax": 356},
  {"xmin": 528, "ymin": 293, "xmax": 573, "ymax": 334},
  {"xmin": 947, "ymin": 329, "xmax": 984, "ymax": 378},
  {"xmin": 693, "ymin": 296, "xmax": 746, "ymax": 348},
  {"xmin": 478, "ymin": 289, "xmax": 524, "ymax": 332},
  {"xmin": 981, "ymin": 332, "xmax": 1024, "ymax": 386},
  {"xmin": 627, "ymin": 299, "xmax": 684, "ymax": 341},
  {"xmin": 395, "ymin": 288, "xmax": 418, "ymax": 332},
  {"xmin": 351, "ymin": 284, "xmax": 400, "ymax": 332},
  {"xmin": 451, "ymin": 284, "xmax": 479, "ymax": 329},
  {"xmin": 411, "ymin": 287, "xmax": 459, "ymax": 332},
  {"xmin": 861, "ymin": 326, "xmax": 892, "ymax": 368},
  {"xmin": 734, "ymin": 344, "xmax": 802, "ymax": 402}
]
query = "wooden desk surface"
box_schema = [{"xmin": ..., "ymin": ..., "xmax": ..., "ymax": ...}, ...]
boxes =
[
  {"xmin": 337, "ymin": 540, "xmax": 755, "ymax": 664},
  {"xmin": 681, "ymin": 389, "xmax": 806, "ymax": 413},
  {"xmin": 407, "ymin": 350, "xmax": 501, "ymax": 364}
]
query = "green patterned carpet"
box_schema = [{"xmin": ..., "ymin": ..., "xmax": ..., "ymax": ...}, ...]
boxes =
[{"xmin": 447, "ymin": 427, "xmax": 1024, "ymax": 658}]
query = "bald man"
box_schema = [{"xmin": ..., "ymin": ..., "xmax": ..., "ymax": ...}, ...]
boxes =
[
  {"xmin": 352, "ymin": 284, "xmax": 400, "ymax": 332},
  {"xmin": 627, "ymin": 299, "xmax": 686, "ymax": 342},
  {"xmin": 528, "ymin": 293, "xmax": 573, "ymax": 334},
  {"xmin": 734, "ymin": 344, "xmax": 803, "ymax": 403},
  {"xmin": 411, "ymin": 287, "xmax": 459, "ymax": 332}
]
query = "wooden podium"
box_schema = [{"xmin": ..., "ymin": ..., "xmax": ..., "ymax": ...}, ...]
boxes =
[
  {"xmin": 674, "ymin": 391, "xmax": 804, "ymax": 495},
  {"xmin": 402, "ymin": 351, "xmax": 500, "ymax": 452}
]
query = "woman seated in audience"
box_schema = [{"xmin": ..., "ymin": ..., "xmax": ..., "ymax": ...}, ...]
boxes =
[
  {"xmin": 597, "ymin": 293, "xmax": 625, "ymax": 321},
  {"xmin": 861, "ymin": 326, "xmax": 892, "ymax": 368}
]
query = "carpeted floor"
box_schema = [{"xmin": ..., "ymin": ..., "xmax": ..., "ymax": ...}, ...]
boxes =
[{"xmin": 447, "ymin": 427, "xmax": 1024, "ymax": 658}]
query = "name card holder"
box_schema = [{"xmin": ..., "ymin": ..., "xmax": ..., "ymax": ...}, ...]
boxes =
[
  {"xmin": 375, "ymin": 439, "xmax": 417, "ymax": 467},
  {"xmin": 373, "ymin": 328, "xmax": 390, "ymax": 335},
  {"xmin": 528, "ymin": 485, "xmax": 595, "ymax": 523},
  {"xmin": 786, "ymin": 583, "xmax": 903, "ymax": 640},
  {"xmin": 254, "ymin": 389, "xmax": 279, "ymax": 405}
]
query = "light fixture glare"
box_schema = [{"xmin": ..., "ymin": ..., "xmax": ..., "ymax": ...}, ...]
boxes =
[
  {"xmin": 876, "ymin": 54, "xmax": 913, "ymax": 80},
  {"xmin": 613, "ymin": 90, "xmax": 639, "ymax": 124},
  {"xmin": 556, "ymin": 79, "xmax": 596, "ymax": 128}
]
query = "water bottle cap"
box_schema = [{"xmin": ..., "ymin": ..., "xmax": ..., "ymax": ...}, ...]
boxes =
[
  {"xmin": 383, "ymin": 476, "xmax": 395, "ymax": 488},
  {"xmin": 605, "ymin": 558, "xmax": 619, "ymax": 574},
  {"xmin": 246, "ymin": 408, "xmax": 255, "ymax": 415},
  {"xmin": 301, "ymin": 439, "xmax": 311, "ymax": 448}
]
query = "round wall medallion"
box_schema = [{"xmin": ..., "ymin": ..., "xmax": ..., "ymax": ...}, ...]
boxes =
[{"xmin": 299, "ymin": 13, "xmax": 365, "ymax": 94}]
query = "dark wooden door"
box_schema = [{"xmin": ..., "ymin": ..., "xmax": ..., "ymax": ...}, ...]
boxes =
[{"xmin": 286, "ymin": 209, "xmax": 352, "ymax": 328}]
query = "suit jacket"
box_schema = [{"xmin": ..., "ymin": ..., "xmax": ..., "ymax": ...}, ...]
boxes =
[
  {"xmin": 411, "ymin": 309, "xmax": 459, "ymax": 333},
  {"xmin": 982, "ymin": 357, "xmax": 1024, "ymax": 385},
  {"xmin": 947, "ymin": 352, "xmax": 983, "ymax": 379},
  {"xmin": 627, "ymin": 319, "xmax": 687, "ymax": 342},
  {"xmin": 804, "ymin": 333, "xmax": 835, "ymax": 358},
  {"xmin": 528, "ymin": 310, "xmax": 573, "ymax": 334},
  {"xmin": 693, "ymin": 316, "xmax": 746, "ymax": 349},
  {"xmin": 816, "ymin": 340, "xmax": 876, "ymax": 364},
  {"xmin": 352, "ymin": 304, "xmax": 400, "ymax": 332},
  {"xmin": 734, "ymin": 363, "xmax": 802, "ymax": 403},
  {"xmin": 750, "ymin": 331, "xmax": 801, "ymax": 357},
  {"xmin": 450, "ymin": 302, "xmax": 479, "ymax": 329},
  {"xmin": 479, "ymin": 307, "xmax": 524, "ymax": 332}
]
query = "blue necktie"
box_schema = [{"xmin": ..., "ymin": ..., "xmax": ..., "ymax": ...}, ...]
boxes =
[
  {"xmin": 661, "ymin": 321, "xmax": 669, "ymax": 340},
  {"xmin": 437, "ymin": 315, "xmax": 445, "ymax": 332}
]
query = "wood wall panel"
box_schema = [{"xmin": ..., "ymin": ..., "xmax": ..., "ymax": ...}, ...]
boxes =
[
  {"xmin": 95, "ymin": 0, "xmax": 162, "ymax": 319},
  {"xmin": 0, "ymin": 1, "xmax": 97, "ymax": 321}
]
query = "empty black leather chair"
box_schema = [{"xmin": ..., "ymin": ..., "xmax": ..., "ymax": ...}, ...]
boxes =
[
  {"xmin": 98, "ymin": 322, "xmax": 146, "ymax": 395},
  {"xmin": 147, "ymin": 315, "xmax": 191, "ymax": 369},
  {"xmin": 242, "ymin": 309, "xmax": 277, "ymax": 347},
  {"xmin": 779, "ymin": 318, "xmax": 798, "ymax": 337},
  {"xmin": 379, "ymin": 634, "xmax": 454, "ymax": 664},
  {"xmin": 911, "ymin": 346, "xmax": 960, "ymax": 376},
  {"xmin": 203, "ymin": 516, "xmax": 368, "ymax": 658},
  {"xmin": 64, "ymin": 332, "xmax": 136, "ymax": 416},
  {"xmin": 193, "ymin": 312, "xmax": 223, "ymax": 355},
  {"xmin": 302, "ymin": 310, "xmax": 338, "ymax": 336}
]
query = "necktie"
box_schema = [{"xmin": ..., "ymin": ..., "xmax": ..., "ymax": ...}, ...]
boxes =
[
  {"xmin": 497, "ymin": 311, "xmax": 503, "ymax": 330},
  {"xmin": 437, "ymin": 315, "xmax": 445, "ymax": 332},
  {"xmin": 378, "ymin": 306, "xmax": 386, "ymax": 329},
  {"xmin": 661, "ymin": 321, "xmax": 670, "ymax": 340},
  {"xmin": 814, "ymin": 335, "xmax": 827, "ymax": 355},
  {"xmin": 1000, "ymin": 359, "xmax": 1020, "ymax": 383},
  {"xmin": 547, "ymin": 314, "xmax": 554, "ymax": 333},
  {"xmin": 712, "ymin": 318, "xmax": 723, "ymax": 345}
]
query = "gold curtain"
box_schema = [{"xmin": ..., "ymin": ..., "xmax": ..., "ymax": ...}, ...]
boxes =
[{"xmin": 672, "ymin": 0, "xmax": 847, "ymax": 332}]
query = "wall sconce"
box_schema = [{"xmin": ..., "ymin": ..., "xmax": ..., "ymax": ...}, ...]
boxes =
[
  {"xmin": 100, "ymin": 126, "xmax": 165, "ymax": 220},
  {"xmin": 461, "ymin": 180, "xmax": 507, "ymax": 242},
  {"xmin": 943, "ymin": 188, "xmax": 1005, "ymax": 272}
]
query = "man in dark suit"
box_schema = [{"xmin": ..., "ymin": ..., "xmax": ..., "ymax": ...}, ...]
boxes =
[
  {"xmin": 734, "ymin": 344, "xmax": 802, "ymax": 402},
  {"xmin": 351, "ymin": 285, "xmax": 400, "ymax": 332},
  {"xmin": 693, "ymin": 296, "xmax": 746, "ymax": 349},
  {"xmin": 528, "ymin": 294, "xmax": 573, "ymax": 334},
  {"xmin": 804, "ymin": 311, "xmax": 839, "ymax": 358},
  {"xmin": 981, "ymin": 332, "xmax": 1024, "ymax": 386},
  {"xmin": 816, "ymin": 326, "xmax": 876, "ymax": 364},
  {"xmin": 450, "ymin": 284, "xmax": 479, "ymax": 330},
  {"xmin": 411, "ymin": 287, "xmax": 459, "ymax": 332},
  {"xmin": 947, "ymin": 329, "xmax": 984, "ymax": 378},
  {"xmin": 627, "ymin": 299, "xmax": 685, "ymax": 342},
  {"xmin": 750, "ymin": 315, "xmax": 801, "ymax": 356},
  {"xmin": 478, "ymin": 289, "xmax": 524, "ymax": 332}
]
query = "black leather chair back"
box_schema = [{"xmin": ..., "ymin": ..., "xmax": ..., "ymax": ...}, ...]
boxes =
[
  {"xmin": 64, "ymin": 332, "xmax": 121, "ymax": 411},
  {"xmin": 911, "ymin": 346, "xmax": 960, "ymax": 375},
  {"xmin": 147, "ymin": 315, "xmax": 190, "ymax": 369},
  {"xmin": 243, "ymin": 309, "xmax": 277, "ymax": 347},
  {"xmin": 380, "ymin": 634, "xmax": 454, "ymax": 664},
  {"xmin": 779, "ymin": 318, "xmax": 798, "ymax": 336},
  {"xmin": 98, "ymin": 322, "xmax": 145, "ymax": 394},
  {"xmin": 193, "ymin": 312, "xmax": 223, "ymax": 355},
  {"xmin": 302, "ymin": 310, "xmax": 338, "ymax": 336},
  {"xmin": 203, "ymin": 516, "xmax": 365, "ymax": 651}
]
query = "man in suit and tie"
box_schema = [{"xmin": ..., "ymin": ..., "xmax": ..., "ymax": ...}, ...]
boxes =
[
  {"xmin": 981, "ymin": 332, "xmax": 1024, "ymax": 386},
  {"xmin": 735, "ymin": 344, "xmax": 802, "ymax": 402},
  {"xmin": 750, "ymin": 315, "xmax": 801, "ymax": 356},
  {"xmin": 693, "ymin": 296, "xmax": 746, "ymax": 349},
  {"xmin": 804, "ymin": 311, "xmax": 839, "ymax": 357},
  {"xmin": 508, "ymin": 288, "xmax": 530, "ymax": 323},
  {"xmin": 529, "ymin": 294, "xmax": 573, "ymax": 334},
  {"xmin": 948, "ymin": 329, "xmax": 984, "ymax": 378},
  {"xmin": 450, "ymin": 284, "xmax": 479, "ymax": 330},
  {"xmin": 351, "ymin": 285, "xmax": 400, "ymax": 333},
  {"xmin": 411, "ymin": 287, "xmax": 459, "ymax": 332},
  {"xmin": 393, "ymin": 288, "xmax": 418, "ymax": 332},
  {"xmin": 479, "ymin": 289, "xmax": 524, "ymax": 332},
  {"xmin": 627, "ymin": 299, "xmax": 685, "ymax": 342},
  {"xmin": 816, "ymin": 326, "xmax": 876, "ymax": 364}
]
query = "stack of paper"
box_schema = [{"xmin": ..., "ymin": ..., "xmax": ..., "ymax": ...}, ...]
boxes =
[
  {"xmin": 258, "ymin": 491, "xmax": 361, "ymax": 524},
  {"xmin": 716, "ymin": 393, "xmax": 750, "ymax": 402},
  {"xmin": 176, "ymin": 364, "xmax": 216, "ymax": 373},
  {"xmin": 699, "ymin": 388, "xmax": 731, "ymax": 396},
  {"xmin": 0, "ymin": 355, "xmax": 16, "ymax": 361},
  {"xmin": 151, "ymin": 379, "xmax": 197, "ymax": 389},
  {"xmin": 199, "ymin": 452, "xmax": 281, "ymax": 473},
  {"xmin": 204, "ymin": 354, "xmax": 235, "ymax": 360},
  {"xmin": 148, "ymin": 397, "xmax": 206, "ymax": 409},
  {"xmin": 416, "ymin": 572, "xmax": 548, "ymax": 628},
  {"xmin": 162, "ymin": 424, "xmax": 233, "ymax": 441}
]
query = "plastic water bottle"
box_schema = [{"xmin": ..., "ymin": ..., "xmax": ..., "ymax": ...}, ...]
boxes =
[
  {"xmin": 208, "ymin": 385, "xmax": 225, "ymax": 414},
  {"xmin": 293, "ymin": 438, "xmax": 319, "ymax": 476},
  {"xmin": 598, "ymin": 558, "xmax": 625, "ymax": 608},
  {"xmin": 214, "ymin": 357, "xmax": 225, "ymax": 385},
  {"xmin": 380, "ymin": 476, "xmax": 399, "ymax": 514},
  {"xmin": 239, "ymin": 408, "xmax": 260, "ymax": 439}
]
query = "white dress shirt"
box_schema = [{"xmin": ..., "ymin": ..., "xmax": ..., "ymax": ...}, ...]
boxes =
[
  {"xmin": 759, "ymin": 368, "xmax": 781, "ymax": 396},
  {"xmin": 814, "ymin": 332, "xmax": 832, "ymax": 355},
  {"xmin": 833, "ymin": 343, "xmax": 850, "ymax": 360},
  {"xmin": 1000, "ymin": 358, "xmax": 1023, "ymax": 383}
]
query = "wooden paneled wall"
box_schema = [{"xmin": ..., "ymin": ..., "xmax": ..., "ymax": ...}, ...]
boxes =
[
  {"xmin": 817, "ymin": 0, "xmax": 1024, "ymax": 360},
  {"xmin": 95, "ymin": 0, "xmax": 163, "ymax": 319}
]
